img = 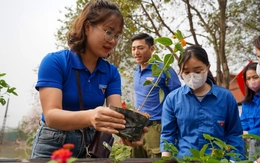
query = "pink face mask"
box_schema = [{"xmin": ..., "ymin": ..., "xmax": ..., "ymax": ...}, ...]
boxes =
[{"xmin": 247, "ymin": 80, "xmax": 260, "ymax": 93}]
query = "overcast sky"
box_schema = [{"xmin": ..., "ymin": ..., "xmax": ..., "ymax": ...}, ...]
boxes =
[{"xmin": 0, "ymin": 0, "xmax": 76, "ymax": 128}]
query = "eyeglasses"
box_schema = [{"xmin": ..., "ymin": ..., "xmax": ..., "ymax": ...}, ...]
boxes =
[
  {"xmin": 93, "ymin": 26, "xmax": 122, "ymax": 43},
  {"xmin": 182, "ymin": 69, "xmax": 207, "ymax": 76}
]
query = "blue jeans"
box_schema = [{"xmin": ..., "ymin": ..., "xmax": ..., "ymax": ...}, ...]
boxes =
[{"xmin": 30, "ymin": 123, "xmax": 87, "ymax": 158}]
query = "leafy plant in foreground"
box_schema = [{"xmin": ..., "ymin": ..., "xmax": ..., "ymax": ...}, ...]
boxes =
[
  {"xmin": 110, "ymin": 139, "xmax": 132, "ymax": 163},
  {"xmin": 155, "ymin": 134, "xmax": 253, "ymax": 163}
]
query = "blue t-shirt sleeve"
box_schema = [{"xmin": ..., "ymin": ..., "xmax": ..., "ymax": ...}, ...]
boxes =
[
  {"xmin": 160, "ymin": 92, "xmax": 178, "ymax": 152},
  {"xmin": 36, "ymin": 52, "xmax": 64, "ymax": 91},
  {"xmin": 167, "ymin": 68, "xmax": 181, "ymax": 91},
  {"xmin": 240, "ymin": 103, "xmax": 250, "ymax": 131},
  {"xmin": 225, "ymin": 92, "xmax": 245, "ymax": 160},
  {"xmin": 105, "ymin": 64, "xmax": 121, "ymax": 97}
]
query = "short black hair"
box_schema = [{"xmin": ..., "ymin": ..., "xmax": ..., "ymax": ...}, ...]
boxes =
[{"xmin": 130, "ymin": 33, "xmax": 154, "ymax": 47}]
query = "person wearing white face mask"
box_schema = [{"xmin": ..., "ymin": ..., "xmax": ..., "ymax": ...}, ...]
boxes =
[
  {"xmin": 240, "ymin": 63, "xmax": 260, "ymax": 162},
  {"xmin": 181, "ymin": 69, "xmax": 208, "ymax": 90},
  {"xmin": 160, "ymin": 45, "xmax": 245, "ymax": 161},
  {"xmin": 254, "ymin": 36, "xmax": 260, "ymax": 76}
]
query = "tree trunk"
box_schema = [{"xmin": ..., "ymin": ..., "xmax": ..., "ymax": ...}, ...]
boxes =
[{"xmin": 218, "ymin": 0, "xmax": 229, "ymax": 88}]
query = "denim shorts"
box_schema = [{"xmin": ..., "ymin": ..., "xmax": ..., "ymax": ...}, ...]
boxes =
[{"xmin": 30, "ymin": 123, "xmax": 87, "ymax": 158}]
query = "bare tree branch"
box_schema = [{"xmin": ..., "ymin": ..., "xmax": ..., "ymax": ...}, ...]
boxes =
[
  {"xmin": 141, "ymin": 2, "xmax": 179, "ymax": 60},
  {"xmin": 140, "ymin": 3, "xmax": 160, "ymax": 36},
  {"xmin": 185, "ymin": 0, "xmax": 200, "ymax": 46},
  {"xmin": 151, "ymin": 0, "xmax": 175, "ymax": 34}
]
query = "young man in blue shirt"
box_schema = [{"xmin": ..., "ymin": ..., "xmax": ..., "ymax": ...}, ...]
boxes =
[{"xmin": 131, "ymin": 33, "xmax": 181, "ymax": 158}]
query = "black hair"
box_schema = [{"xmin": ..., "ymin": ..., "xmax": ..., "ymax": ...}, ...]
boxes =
[
  {"xmin": 179, "ymin": 45, "xmax": 216, "ymax": 84},
  {"xmin": 130, "ymin": 33, "xmax": 154, "ymax": 47},
  {"xmin": 242, "ymin": 62, "xmax": 257, "ymax": 103}
]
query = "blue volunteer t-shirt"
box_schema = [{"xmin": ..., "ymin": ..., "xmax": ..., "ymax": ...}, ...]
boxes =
[
  {"xmin": 133, "ymin": 63, "xmax": 181, "ymax": 120},
  {"xmin": 160, "ymin": 79, "xmax": 245, "ymax": 160},
  {"xmin": 240, "ymin": 92, "xmax": 260, "ymax": 135},
  {"xmin": 36, "ymin": 50, "xmax": 121, "ymax": 122}
]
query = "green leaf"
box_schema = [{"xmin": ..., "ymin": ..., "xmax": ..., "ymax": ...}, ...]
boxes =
[
  {"xmin": 186, "ymin": 156, "xmax": 202, "ymax": 162},
  {"xmin": 233, "ymin": 161, "xmax": 250, "ymax": 163},
  {"xmin": 200, "ymin": 144, "xmax": 208, "ymax": 157},
  {"xmin": 67, "ymin": 157, "xmax": 78, "ymax": 163},
  {"xmin": 189, "ymin": 149, "xmax": 200, "ymax": 158},
  {"xmin": 174, "ymin": 30, "xmax": 184, "ymax": 40},
  {"xmin": 243, "ymin": 134, "xmax": 260, "ymax": 140},
  {"xmin": 151, "ymin": 64, "xmax": 162, "ymax": 76},
  {"xmin": 213, "ymin": 149, "xmax": 224, "ymax": 159},
  {"xmin": 152, "ymin": 54, "xmax": 163, "ymax": 62},
  {"xmin": 7, "ymin": 87, "xmax": 18, "ymax": 96},
  {"xmin": 178, "ymin": 49, "xmax": 185, "ymax": 64},
  {"xmin": 203, "ymin": 134, "xmax": 214, "ymax": 141},
  {"xmin": 147, "ymin": 57, "xmax": 156, "ymax": 64},
  {"xmin": 174, "ymin": 42, "xmax": 184, "ymax": 54},
  {"xmin": 224, "ymin": 152, "xmax": 240, "ymax": 157},
  {"xmin": 155, "ymin": 37, "xmax": 173, "ymax": 46},
  {"xmin": 214, "ymin": 141, "xmax": 224, "ymax": 149},
  {"xmin": 0, "ymin": 98, "xmax": 6, "ymax": 106},
  {"xmin": 143, "ymin": 80, "xmax": 153, "ymax": 86},
  {"xmin": 220, "ymin": 159, "xmax": 229, "ymax": 163},
  {"xmin": 214, "ymin": 137, "xmax": 227, "ymax": 150},
  {"xmin": 165, "ymin": 70, "xmax": 171, "ymax": 79},
  {"xmin": 208, "ymin": 158, "xmax": 223, "ymax": 163},
  {"xmin": 159, "ymin": 88, "xmax": 164, "ymax": 103},
  {"xmin": 0, "ymin": 79, "xmax": 9, "ymax": 88},
  {"xmin": 0, "ymin": 73, "xmax": 6, "ymax": 77},
  {"xmin": 226, "ymin": 144, "xmax": 236, "ymax": 150},
  {"xmin": 163, "ymin": 140, "xmax": 179, "ymax": 154},
  {"xmin": 163, "ymin": 54, "xmax": 174, "ymax": 66}
]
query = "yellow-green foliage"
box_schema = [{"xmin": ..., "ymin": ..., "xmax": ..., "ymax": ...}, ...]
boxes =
[{"xmin": 110, "ymin": 139, "xmax": 131, "ymax": 163}]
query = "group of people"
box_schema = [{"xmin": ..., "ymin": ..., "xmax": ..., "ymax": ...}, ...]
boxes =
[{"xmin": 29, "ymin": 0, "xmax": 260, "ymax": 162}]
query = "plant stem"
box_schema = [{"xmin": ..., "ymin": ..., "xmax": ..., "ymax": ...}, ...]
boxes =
[{"xmin": 138, "ymin": 54, "xmax": 174, "ymax": 111}]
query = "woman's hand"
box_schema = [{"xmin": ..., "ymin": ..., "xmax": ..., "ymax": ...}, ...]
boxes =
[
  {"xmin": 90, "ymin": 106, "xmax": 126, "ymax": 134},
  {"xmin": 120, "ymin": 126, "xmax": 149, "ymax": 147}
]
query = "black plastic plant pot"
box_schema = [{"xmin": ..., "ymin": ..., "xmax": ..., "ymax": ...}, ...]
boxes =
[{"xmin": 109, "ymin": 105, "xmax": 150, "ymax": 141}]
